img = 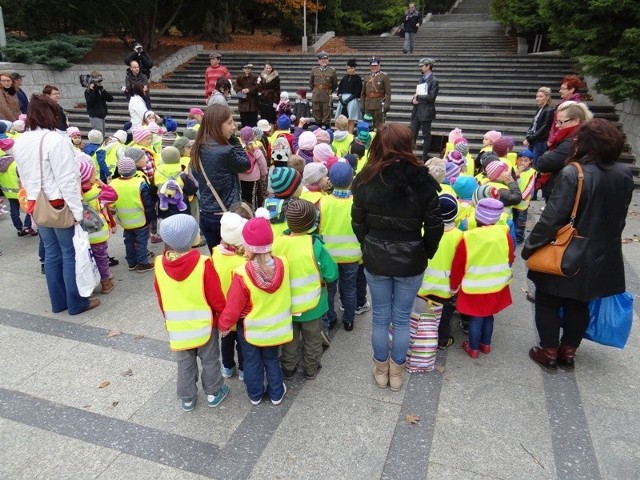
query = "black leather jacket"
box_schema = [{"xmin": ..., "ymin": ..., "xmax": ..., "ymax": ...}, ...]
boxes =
[{"xmin": 352, "ymin": 161, "xmax": 443, "ymax": 277}]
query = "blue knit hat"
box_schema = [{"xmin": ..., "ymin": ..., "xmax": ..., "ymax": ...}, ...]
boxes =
[
  {"xmin": 159, "ymin": 214, "xmax": 200, "ymax": 252},
  {"xmin": 329, "ymin": 160, "xmax": 353, "ymax": 189},
  {"xmin": 439, "ymin": 193, "xmax": 459, "ymax": 224},
  {"xmin": 270, "ymin": 167, "xmax": 302, "ymax": 199},
  {"xmin": 343, "ymin": 154, "xmax": 358, "ymax": 171},
  {"xmin": 277, "ymin": 115, "xmax": 291, "ymax": 131},
  {"xmin": 517, "ymin": 149, "xmax": 534, "ymax": 159},
  {"xmin": 452, "ymin": 176, "xmax": 478, "ymax": 200}
]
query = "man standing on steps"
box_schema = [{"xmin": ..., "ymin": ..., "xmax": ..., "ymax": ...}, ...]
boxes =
[
  {"xmin": 360, "ymin": 57, "xmax": 391, "ymax": 129},
  {"xmin": 410, "ymin": 58, "xmax": 439, "ymax": 163},
  {"xmin": 205, "ymin": 52, "xmax": 232, "ymax": 102},
  {"xmin": 402, "ymin": 3, "xmax": 421, "ymax": 54},
  {"xmin": 309, "ymin": 51, "xmax": 337, "ymax": 128}
]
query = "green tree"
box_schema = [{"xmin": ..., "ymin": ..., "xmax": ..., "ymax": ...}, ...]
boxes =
[{"xmin": 490, "ymin": 0, "xmax": 546, "ymax": 37}]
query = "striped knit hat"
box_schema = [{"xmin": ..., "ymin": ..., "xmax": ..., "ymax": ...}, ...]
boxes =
[
  {"xmin": 285, "ymin": 199, "xmax": 317, "ymax": 233},
  {"xmin": 475, "ymin": 198, "xmax": 503, "ymax": 226},
  {"xmin": 472, "ymin": 185, "xmax": 499, "ymax": 206},
  {"xmin": 132, "ymin": 127, "xmax": 151, "ymax": 144},
  {"xmin": 117, "ymin": 156, "xmax": 137, "ymax": 178},
  {"xmin": 270, "ymin": 167, "xmax": 302, "ymax": 199},
  {"xmin": 160, "ymin": 214, "xmax": 200, "ymax": 252},
  {"xmin": 124, "ymin": 147, "xmax": 145, "ymax": 162}
]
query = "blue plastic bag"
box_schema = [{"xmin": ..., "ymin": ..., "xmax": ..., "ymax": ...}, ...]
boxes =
[{"xmin": 584, "ymin": 292, "xmax": 634, "ymax": 349}]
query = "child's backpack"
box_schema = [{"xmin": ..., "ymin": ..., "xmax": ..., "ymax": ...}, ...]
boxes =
[
  {"xmin": 271, "ymin": 136, "xmax": 292, "ymax": 165},
  {"xmin": 82, "ymin": 202, "xmax": 105, "ymax": 233}
]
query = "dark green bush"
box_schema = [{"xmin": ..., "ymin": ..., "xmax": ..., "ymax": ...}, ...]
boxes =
[{"xmin": 0, "ymin": 34, "xmax": 97, "ymax": 70}]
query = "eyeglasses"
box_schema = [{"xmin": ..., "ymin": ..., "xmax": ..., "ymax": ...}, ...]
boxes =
[{"xmin": 556, "ymin": 118, "xmax": 574, "ymax": 126}]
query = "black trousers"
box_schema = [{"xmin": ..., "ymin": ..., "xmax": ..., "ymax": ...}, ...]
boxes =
[
  {"xmin": 240, "ymin": 112, "xmax": 258, "ymax": 128},
  {"xmin": 534, "ymin": 290, "xmax": 589, "ymax": 349},
  {"xmin": 411, "ymin": 119, "xmax": 432, "ymax": 161}
]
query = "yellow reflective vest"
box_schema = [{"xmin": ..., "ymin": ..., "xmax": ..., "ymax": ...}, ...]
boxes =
[
  {"xmin": 300, "ymin": 188, "xmax": 325, "ymax": 206},
  {"xmin": 332, "ymin": 133, "xmax": 354, "ymax": 157},
  {"xmin": 155, "ymin": 255, "xmax": 213, "ymax": 351},
  {"xmin": 513, "ymin": 168, "xmax": 536, "ymax": 211},
  {"xmin": 234, "ymin": 257, "xmax": 293, "ymax": 347},
  {"xmin": 319, "ymin": 195, "xmax": 362, "ymax": 263},
  {"xmin": 439, "ymin": 184, "xmax": 455, "ymax": 196},
  {"xmin": 154, "ymin": 162, "xmax": 184, "ymax": 188},
  {"xmin": 110, "ymin": 177, "xmax": 146, "ymax": 229},
  {"xmin": 103, "ymin": 142, "xmax": 124, "ymax": 177},
  {"xmin": 419, "ymin": 228, "xmax": 463, "ymax": 299},
  {"xmin": 212, "ymin": 248, "xmax": 245, "ymax": 333},
  {"xmin": 82, "ymin": 184, "xmax": 110, "ymax": 244},
  {"xmin": 465, "ymin": 209, "xmax": 511, "ymax": 230},
  {"xmin": 272, "ymin": 234, "xmax": 322, "ymax": 315},
  {"xmin": 0, "ymin": 157, "xmax": 20, "ymax": 199},
  {"xmin": 461, "ymin": 225, "xmax": 512, "ymax": 294}
]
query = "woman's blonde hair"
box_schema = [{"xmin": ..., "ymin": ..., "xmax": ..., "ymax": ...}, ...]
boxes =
[
  {"xmin": 558, "ymin": 101, "xmax": 593, "ymax": 124},
  {"xmin": 537, "ymin": 87, "xmax": 553, "ymax": 107}
]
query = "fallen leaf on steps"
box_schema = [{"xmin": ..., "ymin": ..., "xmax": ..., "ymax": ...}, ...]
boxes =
[
  {"xmin": 405, "ymin": 414, "xmax": 420, "ymax": 425},
  {"xmin": 98, "ymin": 380, "xmax": 111, "ymax": 389},
  {"xmin": 435, "ymin": 364, "xmax": 445, "ymax": 374},
  {"xmin": 120, "ymin": 369, "xmax": 133, "ymax": 377}
]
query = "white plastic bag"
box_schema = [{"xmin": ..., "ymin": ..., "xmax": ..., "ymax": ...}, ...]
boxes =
[{"xmin": 73, "ymin": 224, "xmax": 100, "ymax": 297}]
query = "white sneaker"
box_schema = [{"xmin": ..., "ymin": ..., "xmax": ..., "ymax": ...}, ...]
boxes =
[
  {"xmin": 271, "ymin": 383, "xmax": 287, "ymax": 405},
  {"xmin": 355, "ymin": 301, "xmax": 371, "ymax": 315}
]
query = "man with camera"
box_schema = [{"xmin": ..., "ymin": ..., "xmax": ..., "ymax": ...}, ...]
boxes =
[
  {"xmin": 84, "ymin": 71, "xmax": 114, "ymax": 137},
  {"xmin": 124, "ymin": 43, "xmax": 153, "ymax": 80}
]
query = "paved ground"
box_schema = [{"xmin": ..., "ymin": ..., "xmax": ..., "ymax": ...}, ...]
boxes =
[{"xmin": 1, "ymin": 193, "xmax": 639, "ymax": 480}]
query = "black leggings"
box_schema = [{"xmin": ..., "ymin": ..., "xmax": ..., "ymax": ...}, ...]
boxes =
[{"xmin": 534, "ymin": 290, "xmax": 589, "ymax": 349}]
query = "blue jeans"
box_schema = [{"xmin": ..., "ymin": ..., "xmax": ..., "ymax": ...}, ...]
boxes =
[
  {"xmin": 365, "ymin": 269, "xmax": 423, "ymax": 365},
  {"xmin": 236, "ymin": 321, "xmax": 284, "ymax": 403},
  {"xmin": 531, "ymin": 141, "xmax": 547, "ymax": 167},
  {"xmin": 200, "ymin": 210, "xmax": 222, "ymax": 252},
  {"xmin": 403, "ymin": 32, "xmax": 416, "ymax": 53},
  {"xmin": 9, "ymin": 198, "xmax": 31, "ymax": 231},
  {"xmin": 512, "ymin": 208, "xmax": 528, "ymax": 245},
  {"xmin": 123, "ymin": 226, "xmax": 149, "ymax": 267},
  {"xmin": 325, "ymin": 262, "xmax": 358, "ymax": 327},
  {"xmin": 39, "ymin": 225, "xmax": 89, "ymax": 315},
  {"xmin": 468, "ymin": 315, "xmax": 494, "ymax": 350}
]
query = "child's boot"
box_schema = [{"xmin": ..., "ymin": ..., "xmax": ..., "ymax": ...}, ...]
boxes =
[
  {"xmin": 101, "ymin": 277, "xmax": 115, "ymax": 294},
  {"xmin": 373, "ymin": 357, "xmax": 389, "ymax": 389},
  {"xmin": 388, "ymin": 359, "xmax": 406, "ymax": 392}
]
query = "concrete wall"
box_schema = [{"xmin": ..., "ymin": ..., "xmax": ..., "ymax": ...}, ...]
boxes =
[{"xmin": 0, "ymin": 44, "xmax": 204, "ymax": 110}]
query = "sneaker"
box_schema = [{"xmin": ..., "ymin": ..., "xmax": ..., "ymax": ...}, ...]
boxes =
[
  {"xmin": 343, "ymin": 322, "xmax": 354, "ymax": 332},
  {"xmin": 108, "ymin": 256, "xmax": 119, "ymax": 267},
  {"xmin": 282, "ymin": 367, "xmax": 296, "ymax": 381},
  {"xmin": 355, "ymin": 301, "xmax": 371, "ymax": 315},
  {"xmin": 207, "ymin": 384, "xmax": 229, "ymax": 407},
  {"xmin": 320, "ymin": 329, "xmax": 331, "ymax": 348},
  {"xmin": 438, "ymin": 336, "xmax": 455, "ymax": 350},
  {"xmin": 128, "ymin": 264, "xmax": 137, "ymax": 271},
  {"xmin": 181, "ymin": 399, "xmax": 196, "ymax": 412},
  {"xmin": 479, "ymin": 344, "xmax": 491, "ymax": 354},
  {"xmin": 250, "ymin": 397, "xmax": 262, "ymax": 406},
  {"xmin": 238, "ymin": 370, "xmax": 244, "ymax": 381},
  {"xmin": 136, "ymin": 263, "xmax": 154, "ymax": 273},
  {"xmin": 150, "ymin": 234, "xmax": 163, "ymax": 243},
  {"xmin": 221, "ymin": 366, "xmax": 235, "ymax": 379},
  {"xmin": 17, "ymin": 228, "xmax": 27, "ymax": 237},
  {"xmin": 459, "ymin": 320, "xmax": 469, "ymax": 334},
  {"xmin": 462, "ymin": 341, "xmax": 479, "ymax": 359},
  {"xmin": 271, "ymin": 383, "xmax": 287, "ymax": 405},
  {"xmin": 23, "ymin": 227, "xmax": 38, "ymax": 237}
]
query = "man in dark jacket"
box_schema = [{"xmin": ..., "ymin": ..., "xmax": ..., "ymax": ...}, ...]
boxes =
[
  {"xmin": 124, "ymin": 61, "xmax": 149, "ymax": 101},
  {"xmin": 10, "ymin": 73, "xmax": 28, "ymax": 114},
  {"xmin": 84, "ymin": 71, "xmax": 114, "ymax": 137},
  {"xmin": 402, "ymin": 3, "xmax": 421, "ymax": 54},
  {"xmin": 234, "ymin": 64, "xmax": 261, "ymax": 127},
  {"xmin": 124, "ymin": 43, "xmax": 153, "ymax": 80},
  {"xmin": 410, "ymin": 58, "xmax": 439, "ymax": 162}
]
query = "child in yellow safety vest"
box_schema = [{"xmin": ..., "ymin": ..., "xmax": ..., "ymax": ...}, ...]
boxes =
[
  {"xmin": 219, "ymin": 214, "xmax": 293, "ymax": 406},
  {"xmin": 264, "ymin": 166, "xmax": 302, "ymax": 238},
  {"xmin": 492, "ymin": 137, "xmax": 516, "ymax": 170},
  {"xmin": 67, "ymin": 127, "xmax": 84, "ymax": 152},
  {"xmin": 512, "ymin": 149, "xmax": 536, "ymax": 245},
  {"xmin": 0, "ymin": 138, "xmax": 36, "ymax": 236},
  {"xmin": 153, "ymin": 214, "xmax": 229, "ymax": 412},
  {"xmin": 213, "ymin": 211, "xmax": 250, "ymax": 381},
  {"xmin": 78, "ymin": 157, "xmax": 118, "ymax": 294},
  {"xmin": 474, "ymin": 130, "xmax": 501, "ymax": 175},
  {"xmin": 300, "ymin": 162, "xmax": 328, "ymax": 207},
  {"xmin": 332, "ymin": 115, "xmax": 354, "ymax": 157},
  {"xmin": 273, "ymin": 199, "xmax": 338, "ymax": 380},
  {"xmin": 450, "ymin": 198, "xmax": 514, "ymax": 359},
  {"xmin": 319, "ymin": 160, "xmax": 362, "ymax": 332}
]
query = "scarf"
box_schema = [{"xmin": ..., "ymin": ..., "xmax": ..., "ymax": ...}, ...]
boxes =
[
  {"xmin": 261, "ymin": 70, "xmax": 279, "ymax": 84},
  {"xmin": 549, "ymin": 124, "xmax": 579, "ymax": 151}
]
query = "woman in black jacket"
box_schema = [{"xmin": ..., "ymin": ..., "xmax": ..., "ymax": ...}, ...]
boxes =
[
  {"xmin": 523, "ymin": 87, "xmax": 554, "ymax": 164},
  {"xmin": 189, "ymin": 105, "xmax": 251, "ymax": 250},
  {"xmin": 352, "ymin": 122, "xmax": 443, "ymax": 391},
  {"xmin": 522, "ymin": 118, "xmax": 633, "ymax": 373}
]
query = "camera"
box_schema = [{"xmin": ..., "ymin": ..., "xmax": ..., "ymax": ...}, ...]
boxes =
[{"xmin": 79, "ymin": 74, "xmax": 103, "ymax": 88}]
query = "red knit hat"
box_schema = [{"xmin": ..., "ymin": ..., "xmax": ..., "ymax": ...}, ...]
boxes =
[
  {"xmin": 485, "ymin": 161, "xmax": 509, "ymax": 181},
  {"xmin": 242, "ymin": 217, "xmax": 274, "ymax": 254}
]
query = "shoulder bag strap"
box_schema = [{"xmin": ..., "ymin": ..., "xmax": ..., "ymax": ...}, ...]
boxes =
[
  {"xmin": 198, "ymin": 165, "xmax": 228, "ymax": 213},
  {"xmin": 568, "ymin": 162, "xmax": 584, "ymax": 226}
]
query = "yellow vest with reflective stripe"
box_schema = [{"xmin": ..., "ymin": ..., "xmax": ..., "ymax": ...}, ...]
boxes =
[
  {"xmin": 235, "ymin": 257, "xmax": 293, "ymax": 347},
  {"xmin": 461, "ymin": 225, "xmax": 512, "ymax": 294},
  {"xmin": 81, "ymin": 184, "xmax": 110, "ymax": 244},
  {"xmin": 110, "ymin": 177, "xmax": 146, "ymax": 229},
  {"xmin": 465, "ymin": 208, "xmax": 511, "ymax": 230},
  {"xmin": 419, "ymin": 228, "xmax": 463, "ymax": 299},
  {"xmin": 155, "ymin": 255, "xmax": 213, "ymax": 351},
  {"xmin": 154, "ymin": 162, "xmax": 184, "ymax": 188},
  {"xmin": 319, "ymin": 195, "xmax": 362, "ymax": 263},
  {"xmin": 104, "ymin": 142, "xmax": 123, "ymax": 176},
  {"xmin": 272, "ymin": 234, "xmax": 321, "ymax": 314},
  {"xmin": 505, "ymin": 152, "xmax": 517, "ymax": 170},
  {"xmin": 332, "ymin": 133, "xmax": 354, "ymax": 157},
  {"xmin": 300, "ymin": 188, "xmax": 324, "ymax": 206},
  {"xmin": 212, "ymin": 247, "xmax": 246, "ymax": 298},
  {"xmin": 0, "ymin": 159, "xmax": 20, "ymax": 199},
  {"xmin": 455, "ymin": 201, "xmax": 473, "ymax": 227},
  {"xmin": 513, "ymin": 168, "xmax": 536, "ymax": 211},
  {"xmin": 439, "ymin": 184, "xmax": 455, "ymax": 196}
]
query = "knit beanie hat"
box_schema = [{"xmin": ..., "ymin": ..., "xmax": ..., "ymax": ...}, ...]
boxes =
[
  {"xmin": 313, "ymin": 143, "xmax": 333, "ymax": 164},
  {"xmin": 240, "ymin": 126, "xmax": 254, "ymax": 144},
  {"xmin": 303, "ymin": 162, "xmax": 328, "ymax": 186},
  {"xmin": 485, "ymin": 160, "xmax": 509, "ymax": 181},
  {"xmin": 298, "ymin": 131, "xmax": 317, "ymax": 151},
  {"xmin": 12, "ymin": 120, "xmax": 25, "ymax": 133},
  {"xmin": 448, "ymin": 128, "xmax": 463, "ymax": 144},
  {"xmin": 164, "ymin": 117, "xmax": 177, "ymax": 133},
  {"xmin": 146, "ymin": 122, "xmax": 162, "ymax": 135},
  {"xmin": 426, "ymin": 157, "xmax": 446, "ymax": 184},
  {"xmin": 270, "ymin": 167, "xmax": 302, "ymax": 199},
  {"xmin": 285, "ymin": 198, "xmax": 317, "ymax": 233},
  {"xmin": 452, "ymin": 176, "xmax": 478, "ymax": 200},
  {"xmin": 356, "ymin": 128, "xmax": 371, "ymax": 145},
  {"xmin": 189, "ymin": 107, "xmax": 204, "ymax": 116},
  {"xmin": 242, "ymin": 217, "xmax": 273, "ymax": 254},
  {"xmin": 475, "ymin": 198, "xmax": 504, "ymax": 226},
  {"xmin": 349, "ymin": 140, "xmax": 366, "ymax": 159},
  {"xmin": 472, "ymin": 185, "xmax": 499, "ymax": 206},
  {"xmin": 0, "ymin": 138, "xmax": 15, "ymax": 153},
  {"xmin": 445, "ymin": 161, "xmax": 461, "ymax": 184},
  {"xmin": 280, "ymin": 91, "xmax": 289, "ymax": 100},
  {"xmin": 343, "ymin": 153, "xmax": 358, "ymax": 171},
  {"xmin": 492, "ymin": 138, "xmax": 510, "ymax": 158},
  {"xmin": 117, "ymin": 156, "xmax": 137, "ymax": 178},
  {"xmin": 161, "ymin": 146, "xmax": 181, "ymax": 165},
  {"xmin": 314, "ymin": 129, "xmax": 331, "ymax": 144},
  {"xmin": 503, "ymin": 135, "xmax": 515, "ymax": 151},
  {"xmin": 113, "ymin": 130, "xmax": 128, "ymax": 144},
  {"xmin": 480, "ymin": 152, "xmax": 500, "ymax": 170},
  {"xmin": 356, "ymin": 120, "xmax": 370, "ymax": 134},
  {"xmin": 446, "ymin": 150, "xmax": 465, "ymax": 167},
  {"xmin": 252, "ymin": 127, "xmax": 264, "ymax": 140},
  {"xmin": 439, "ymin": 193, "xmax": 459, "ymax": 224},
  {"xmin": 67, "ymin": 126, "xmax": 81, "ymax": 138},
  {"xmin": 220, "ymin": 212, "xmax": 246, "ymax": 247},
  {"xmin": 124, "ymin": 147, "xmax": 145, "ymax": 163},
  {"xmin": 277, "ymin": 115, "xmax": 291, "ymax": 131},
  {"xmin": 173, "ymin": 137, "xmax": 191, "ymax": 155},
  {"xmin": 454, "ymin": 138, "xmax": 469, "ymax": 156},
  {"xmin": 159, "ymin": 214, "xmax": 200, "ymax": 252},
  {"xmin": 329, "ymin": 160, "xmax": 353, "ymax": 189},
  {"xmin": 0, "ymin": 122, "xmax": 7, "ymax": 134},
  {"xmin": 484, "ymin": 130, "xmax": 502, "ymax": 144},
  {"xmin": 183, "ymin": 128, "xmax": 197, "ymax": 140},
  {"xmin": 88, "ymin": 129, "xmax": 103, "ymax": 144},
  {"xmin": 133, "ymin": 127, "xmax": 151, "ymax": 143},
  {"xmin": 518, "ymin": 149, "xmax": 534, "ymax": 160},
  {"xmin": 78, "ymin": 159, "xmax": 95, "ymax": 184}
]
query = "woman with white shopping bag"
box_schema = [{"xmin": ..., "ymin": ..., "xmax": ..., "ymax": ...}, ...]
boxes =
[{"xmin": 13, "ymin": 94, "xmax": 100, "ymax": 314}]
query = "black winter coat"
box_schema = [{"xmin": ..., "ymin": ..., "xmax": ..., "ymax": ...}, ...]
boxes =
[
  {"xmin": 537, "ymin": 129, "xmax": 577, "ymax": 200},
  {"xmin": 411, "ymin": 74, "xmax": 439, "ymax": 122},
  {"xmin": 522, "ymin": 161, "xmax": 633, "ymax": 302},
  {"xmin": 190, "ymin": 136, "xmax": 251, "ymax": 214},
  {"xmin": 351, "ymin": 161, "xmax": 443, "ymax": 277},
  {"xmin": 85, "ymin": 86, "xmax": 114, "ymax": 119},
  {"xmin": 124, "ymin": 51, "xmax": 154, "ymax": 79}
]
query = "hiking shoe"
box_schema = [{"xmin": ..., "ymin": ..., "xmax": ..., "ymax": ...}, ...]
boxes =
[
  {"xmin": 282, "ymin": 367, "xmax": 296, "ymax": 381},
  {"xmin": 108, "ymin": 256, "xmax": 119, "ymax": 267},
  {"xmin": 136, "ymin": 263, "xmax": 154, "ymax": 273},
  {"xmin": 221, "ymin": 366, "xmax": 235, "ymax": 379},
  {"xmin": 305, "ymin": 365, "xmax": 321, "ymax": 380},
  {"xmin": 17, "ymin": 228, "xmax": 27, "ymax": 237},
  {"xmin": 438, "ymin": 336, "xmax": 455, "ymax": 350},
  {"xmin": 459, "ymin": 319, "xmax": 469, "ymax": 334},
  {"xmin": 238, "ymin": 370, "xmax": 244, "ymax": 381},
  {"xmin": 355, "ymin": 301, "xmax": 371, "ymax": 315},
  {"xmin": 181, "ymin": 399, "xmax": 196, "ymax": 412},
  {"xmin": 343, "ymin": 322, "xmax": 354, "ymax": 332},
  {"xmin": 271, "ymin": 383, "xmax": 287, "ymax": 405},
  {"xmin": 207, "ymin": 384, "xmax": 229, "ymax": 407}
]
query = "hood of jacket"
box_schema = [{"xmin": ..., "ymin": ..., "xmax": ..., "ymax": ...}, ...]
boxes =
[{"xmin": 161, "ymin": 249, "xmax": 202, "ymax": 281}]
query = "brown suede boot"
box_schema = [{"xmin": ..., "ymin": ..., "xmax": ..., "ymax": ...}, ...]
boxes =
[
  {"xmin": 389, "ymin": 359, "xmax": 406, "ymax": 392},
  {"xmin": 101, "ymin": 278, "xmax": 115, "ymax": 294},
  {"xmin": 558, "ymin": 345, "xmax": 577, "ymax": 371},
  {"xmin": 529, "ymin": 346, "xmax": 558, "ymax": 374},
  {"xmin": 373, "ymin": 358, "xmax": 389, "ymax": 389}
]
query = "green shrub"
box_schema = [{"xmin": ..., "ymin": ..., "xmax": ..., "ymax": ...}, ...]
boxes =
[{"xmin": 1, "ymin": 34, "xmax": 98, "ymax": 70}]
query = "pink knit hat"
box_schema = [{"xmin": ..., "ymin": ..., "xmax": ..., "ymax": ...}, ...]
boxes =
[
  {"xmin": 314, "ymin": 129, "xmax": 331, "ymax": 144},
  {"xmin": 242, "ymin": 217, "xmax": 274, "ymax": 254},
  {"xmin": 189, "ymin": 107, "xmax": 204, "ymax": 116},
  {"xmin": 0, "ymin": 138, "xmax": 14, "ymax": 152},
  {"xmin": 67, "ymin": 126, "xmax": 81, "ymax": 137},
  {"xmin": 313, "ymin": 143, "xmax": 333, "ymax": 164},
  {"xmin": 78, "ymin": 160, "xmax": 95, "ymax": 184},
  {"xmin": 484, "ymin": 130, "xmax": 502, "ymax": 144},
  {"xmin": 485, "ymin": 161, "xmax": 509, "ymax": 181},
  {"xmin": 146, "ymin": 122, "xmax": 162, "ymax": 135},
  {"xmin": 475, "ymin": 198, "xmax": 504, "ymax": 225},
  {"xmin": 298, "ymin": 131, "xmax": 317, "ymax": 151},
  {"xmin": 133, "ymin": 127, "xmax": 151, "ymax": 143}
]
